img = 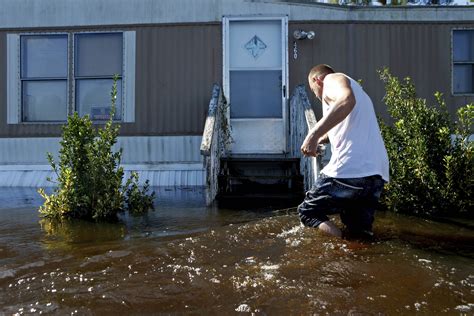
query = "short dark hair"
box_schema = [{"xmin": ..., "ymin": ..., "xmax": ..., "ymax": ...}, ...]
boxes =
[{"xmin": 308, "ymin": 64, "xmax": 335, "ymax": 80}]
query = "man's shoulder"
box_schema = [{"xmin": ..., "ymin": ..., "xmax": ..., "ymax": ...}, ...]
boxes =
[
  {"xmin": 324, "ymin": 73, "xmax": 352, "ymax": 90},
  {"xmin": 325, "ymin": 73, "xmax": 350, "ymax": 83}
]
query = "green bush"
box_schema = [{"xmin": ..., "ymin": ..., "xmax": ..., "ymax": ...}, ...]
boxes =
[
  {"xmin": 379, "ymin": 68, "xmax": 473, "ymax": 217},
  {"xmin": 39, "ymin": 77, "xmax": 155, "ymax": 221}
]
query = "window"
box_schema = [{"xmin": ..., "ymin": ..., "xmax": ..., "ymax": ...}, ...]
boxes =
[
  {"xmin": 21, "ymin": 35, "xmax": 68, "ymax": 122},
  {"xmin": 75, "ymin": 33, "xmax": 123, "ymax": 120},
  {"xmin": 453, "ymin": 30, "xmax": 474, "ymax": 94},
  {"xmin": 7, "ymin": 31, "xmax": 136, "ymax": 124}
]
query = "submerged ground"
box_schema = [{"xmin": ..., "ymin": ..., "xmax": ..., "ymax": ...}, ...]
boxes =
[{"xmin": 0, "ymin": 187, "xmax": 473, "ymax": 314}]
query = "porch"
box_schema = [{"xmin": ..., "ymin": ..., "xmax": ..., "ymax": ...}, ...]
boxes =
[{"xmin": 200, "ymin": 83, "xmax": 328, "ymax": 206}]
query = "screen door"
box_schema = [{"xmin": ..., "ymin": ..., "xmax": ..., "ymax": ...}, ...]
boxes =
[{"xmin": 223, "ymin": 17, "xmax": 288, "ymax": 154}]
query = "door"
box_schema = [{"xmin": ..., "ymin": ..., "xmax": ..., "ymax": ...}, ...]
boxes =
[{"xmin": 223, "ymin": 16, "xmax": 288, "ymax": 154}]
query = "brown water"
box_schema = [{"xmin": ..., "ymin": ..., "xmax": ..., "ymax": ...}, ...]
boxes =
[{"xmin": 0, "ymin": 187, "xmax": 473, "ymax": 315}]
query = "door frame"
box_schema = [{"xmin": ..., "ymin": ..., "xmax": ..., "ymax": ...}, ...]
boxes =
[{"xmin": 222, "ymin": 15, "xmax": 289, "ymax": 154}]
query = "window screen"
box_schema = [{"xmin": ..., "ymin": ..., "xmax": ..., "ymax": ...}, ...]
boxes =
[
  {"xmin": 75, "ymin": 33, "xmax": 123, "ymax": 120},
  {"xmin": 20, "ymin": 35, "xmax": 68, "ymax": 122}
]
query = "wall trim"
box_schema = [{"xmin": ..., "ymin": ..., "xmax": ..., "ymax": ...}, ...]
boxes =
[
  {"xmin": 6, "ymin": 34, "xmax": 20, "ymax": 124},
  {"xmin": 123, "ymin": 31, "xmax": 136, "ymax": 122}
]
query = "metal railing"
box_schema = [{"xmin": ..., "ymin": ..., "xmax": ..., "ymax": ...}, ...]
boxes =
[
  {"xmin": 200, "ymin": 84, "xmax": 230, "ymax": 205},
  {"xmin": 289, "ymin": 85, "xmax": 324, "ymax": 191}
]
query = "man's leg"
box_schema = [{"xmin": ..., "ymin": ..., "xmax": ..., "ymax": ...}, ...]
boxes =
[
  {"xmin": 340, "ymin": 207, "xmax": 375, "ymax": 239},
  {"xmin": 298, "ymin": 177, "xmax": 343, "ymax": 237},
  {"xmin": 339, "ymin": 175, "xmax": 385, "ymax": 238},
  {"xmin": 298, "ymin": 175, "xmax": 384, "ymax": 238}
]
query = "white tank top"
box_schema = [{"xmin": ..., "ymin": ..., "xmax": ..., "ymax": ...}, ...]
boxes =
[{"xmin": 321, "ymin": 75, "xmax": 389, "ymax": 182}]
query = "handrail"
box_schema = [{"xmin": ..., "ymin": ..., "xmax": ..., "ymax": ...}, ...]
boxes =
[
  {"xmin": 289, "ymin": 84, "xmax": 324, "ymax": 191},
  {"xmin": 200, "ymin": 84, "xmax": 221, "ymax": 156},
  {"xmin": 200, "ymin": 83, "xmax": 229, "ymax": 205}
]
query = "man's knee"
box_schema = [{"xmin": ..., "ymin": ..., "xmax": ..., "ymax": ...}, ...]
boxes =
[
  {"xmin": 299, "ymin": 213, "xmax": 324, "ymax": 228},
  {"xmin": 341, "ymin": 208, "xmax": 375, "ymax": 233},
  {"xmin": 298, "ymin": 202, "xmax": 329, "ymax": 228}
]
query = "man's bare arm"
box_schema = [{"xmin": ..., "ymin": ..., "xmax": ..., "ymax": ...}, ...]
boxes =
[{"xmin": 301, "ymin": 74, "xmax": 355, "ymax": 157}]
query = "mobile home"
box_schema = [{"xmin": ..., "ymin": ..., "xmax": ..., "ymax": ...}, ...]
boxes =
[{"xmin": 1, "ymin": 0, "xmax": 473, "ymax": 194}]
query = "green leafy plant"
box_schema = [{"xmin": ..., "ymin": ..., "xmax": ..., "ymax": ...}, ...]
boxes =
[
  {"xmin": 124, "ymin": 172, "xmax": 155, "ymax": 216},
  {"xmin": 379, "ymin": 68, "xmax": 473, "ymax": 217},
  {"xmin": 39, "ymin": 76, "xmax": 155, "ymax": 221}
]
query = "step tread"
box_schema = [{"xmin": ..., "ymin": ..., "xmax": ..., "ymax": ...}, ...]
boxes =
[
  {"xmin": 224, "ymin": 175, "xmax": 302, "ymax": 179},
  {"xmin": 217, "ymin": 192, "xmax": 304, "ymax": 200},
  {"xmin": 221, "ymin": 157, "xmax": 300, "ymax": 163}
]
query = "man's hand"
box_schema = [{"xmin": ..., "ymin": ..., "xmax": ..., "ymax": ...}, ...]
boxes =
[
  {"xmin": 301, "ymin": 133, "xmax": 321, "ymax": 157},
  {"xmin": 318, "ymin": 134, "xmax": 329, "ymax": 144}
]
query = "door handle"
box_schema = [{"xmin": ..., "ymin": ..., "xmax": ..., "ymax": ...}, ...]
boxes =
[{"xmin": 282, "ymin": 85, "xmax": 286, "ymax": 98}]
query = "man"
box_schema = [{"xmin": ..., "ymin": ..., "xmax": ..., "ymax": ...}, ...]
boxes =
[{"xmin": 298, "ymin": 64, "xmax": 389, "ymax": 238}]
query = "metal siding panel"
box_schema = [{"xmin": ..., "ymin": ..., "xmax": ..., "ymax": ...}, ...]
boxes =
[
  {"xmin": 387, "ymin": 23, "xmax": 468, "ymax": 118},
  {"xmin": 0, "ymin": 136, "xmax": 203, "ymax": 164},
  {"xmin": 289, "ymin": 23, "xmax": 350, "ymax": 119},
  {"xmin": 173, "ymin": 171, "xmax": 179, "ymax": 186},
  {"xmin": 288, "ymin": 22, "xmax": 474, "ymax": 125},
  {"xmin": 130, "ymin": 24, "xmax": 221, "ymax": 136},
  {"xmin": 12, "ymin": 171, "xmax": 22, "ymax": 186},
  {"xmin": 158, "ymin": 171, "xmax": 164, "ymax": 186},
  {"xmin": 23, "ymin": 172, "xmax": 34, "ymax": 187},
  {"xmin": 2, "ymin": 0, "xmax": 474, "ymax": 29},
  {"xmin": 163, "ymin": 171, "xmax": 170, "ymax": 186},
  {"xmin": 350, "ymin": 23, "xmax": 391, "ymax": 122},
  {"xmin": 0, "ymin": 168, "xmax": 204, "ymax": 187},
  {"xmin": 114, "ymin": 136, "xmax": 204, "ymax": 163}
]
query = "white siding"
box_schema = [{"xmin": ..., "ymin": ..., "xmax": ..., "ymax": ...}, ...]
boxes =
[
  {"xmin": 1, "ymin": 0, "xmax": 473, "ymax": 30},
  {"xmin": 0, "ymin": 136, "xmax": 205, "ymax": 187}
]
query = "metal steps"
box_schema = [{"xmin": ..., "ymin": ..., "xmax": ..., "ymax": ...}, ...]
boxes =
[{"xmin": 216, "ymin": 156, "xmax": 304, "ymax": 206}]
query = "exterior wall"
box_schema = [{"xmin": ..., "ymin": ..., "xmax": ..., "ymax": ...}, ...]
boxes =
[
  {"xmin": 0, "ymin": 24, "xmax": 222, "ymax": 138},
  {"xmin": 1, "ymin": 0, "xmax": 473, "ymax": 187},
  {"xmin": 0, "ymin": 136, "xmax": 205, "ymax": 187},
  {"xmin": 1, "ymin": 1, "xmax": 473, "ymax": 137},
  {"xmin": 288, "ymin": 21, "xmax": 474, "ymax": 121},
  {"xmin": 2, "ymin": 21, "xmax": 472, "ymax": 137},
  {"xmin": 1, "ymin": 0, "xmax": 473, "ymax": 28},
  {"xmin": 130, "ymin": 24, "xmax": 221, "ymax": 136}
]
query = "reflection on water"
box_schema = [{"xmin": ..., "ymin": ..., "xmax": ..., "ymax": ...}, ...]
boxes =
[{"xmin": 0, "ymin": 187, "xmax": 473, "ymax": 314}]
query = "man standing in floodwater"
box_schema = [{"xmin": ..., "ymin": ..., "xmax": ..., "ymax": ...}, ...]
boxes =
[{"xmin": 298, "ymin": 64, "xmax": 389, "ymax": 238}]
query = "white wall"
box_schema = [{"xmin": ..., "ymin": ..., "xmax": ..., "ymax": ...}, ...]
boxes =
[
  {"xmin": 0, "ymin": 136, "xmax": 205, "ymax": 187},
  {"xmin": 1, "ymin": 0, "xmax": 473, "ymax": 30}
]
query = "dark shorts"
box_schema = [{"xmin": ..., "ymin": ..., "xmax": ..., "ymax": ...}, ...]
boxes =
[{"xmin": 297, "ymin": 175, "xmax": 385, "ymax": 233}]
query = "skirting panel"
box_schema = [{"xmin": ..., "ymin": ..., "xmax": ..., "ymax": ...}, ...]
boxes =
[
  {"xmin": 0, "ymin": 164, "xmax": 205, "ymax": 187},
  {"xmin": 0, "ymin": 136, "xmax": 203, "ymax": 164},
  {"xmin": 0, "ymin": 135, "xmax": 205, "ymax": 187}
]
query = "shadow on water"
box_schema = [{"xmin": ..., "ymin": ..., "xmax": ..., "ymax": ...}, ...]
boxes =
[{"xmin": 0, "ymin": 187, "xmax": 473, "ymax": 314}]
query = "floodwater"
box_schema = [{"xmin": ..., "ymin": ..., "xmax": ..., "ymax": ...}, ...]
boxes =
[{"xmin": 0, "ymin": 187, "xmax": 473, "ymax": 315}]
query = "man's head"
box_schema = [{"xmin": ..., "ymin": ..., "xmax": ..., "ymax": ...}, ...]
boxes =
[{"xmin": 308, "ymin": 64, "xmax": 335, "ymax": 99}]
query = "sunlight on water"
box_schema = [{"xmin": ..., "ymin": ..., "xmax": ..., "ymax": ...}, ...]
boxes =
[{"xmin": 0, "ymin": 187, "xmax": 473, "ymax": 314}]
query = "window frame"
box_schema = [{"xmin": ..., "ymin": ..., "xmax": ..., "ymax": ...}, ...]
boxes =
[
  {"xmin": 7, "ymin": 30, "xmax": 136, "ymax": 124},
  {"xmin": 19, "ymin": 32, "xmax": 70, "ymax": 123},
  {"xmin": 452, "ymin": 28, "xmax": 474, "ymax": 96},
  {"xmin": 72, "ymin": 31, "xmax": 125, "ymax": 122}
]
